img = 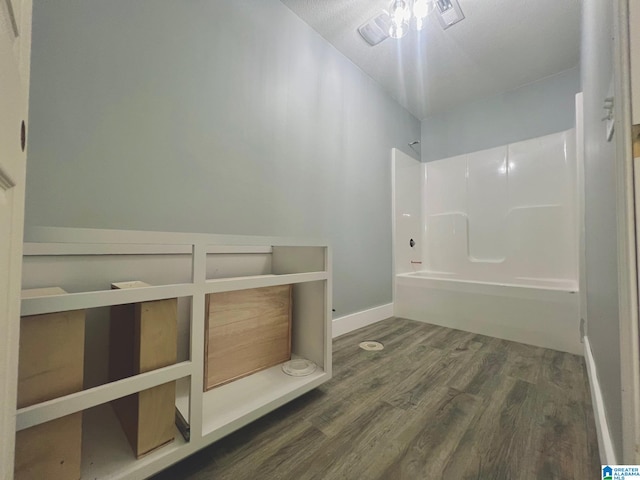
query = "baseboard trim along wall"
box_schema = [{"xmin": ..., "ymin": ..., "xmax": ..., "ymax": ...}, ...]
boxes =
[
  {"xmin": 584, "ymin": 336, "xmax": 618, "ymax": 465},
  {"xmin": 332, "ymin": 303, "xmax": 394, "ymax": 338}
]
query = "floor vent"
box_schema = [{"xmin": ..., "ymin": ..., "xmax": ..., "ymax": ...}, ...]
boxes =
[{"xmin": 359, "ymin": 341, "xmax": 384, "ymax": 351}]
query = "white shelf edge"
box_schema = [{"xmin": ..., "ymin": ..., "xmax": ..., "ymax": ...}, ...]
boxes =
[
  {"xmin": 21, "ymin": 273, "xmax": 329, "ymax": 316},
  {"xmin": 80, "ymin": 368, "xmax": 329, "ymax": 480},
  {"xmin": 23, "ymin": 242, "xmax": 275, "ymax": 256},
  {"xmin": 20, "ymin": 283, "xmax": 195, "ymax": 316},
  {"xmin": 17, "ymin": 229, "xmax": 332, "ymax": 479},
  {"xmin": 16, "ymin": 362, "xmax": 192, "ymax": 431},
  {"xmin": 204, "ymin": 271, "xmax": 328, "ymax": 293},
  {"xmin": 206, "ymin": 245, "xmax": 273, "ymax": 254},
  {"xmin": 23, "ymin": 242, "xmax": 193, "ymax": 256},
  {"xmin": 81, "ymin": 369, "xmax": 331, "ymax": 480},
  {"xmin": 81, "ymin": 403, "xmax": 193, "ymax": 480},
  {"xmin": 201, "ymin": 364, "xmax": 329, "ymax": 439},
  {"xmin": 25, "ymin": 226, "xmax": 330, "ymax": 248}
]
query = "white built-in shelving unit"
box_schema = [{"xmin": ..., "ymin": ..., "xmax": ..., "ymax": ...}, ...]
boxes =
[{"xmin": 18, "ymin": 227, "xmax": 332, "ymax": 479}]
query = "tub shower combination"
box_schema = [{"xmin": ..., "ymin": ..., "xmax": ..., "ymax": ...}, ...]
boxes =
[{"xmin": 392, "ymin": 130, "xmax": 580, "ymax": 354}]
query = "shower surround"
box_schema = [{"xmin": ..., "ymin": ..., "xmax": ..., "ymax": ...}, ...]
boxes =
[{"xmin": 392, "ymin": 130, "xmax": 581, "ymax": 354}]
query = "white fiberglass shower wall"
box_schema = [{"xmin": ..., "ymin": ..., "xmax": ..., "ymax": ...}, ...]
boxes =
[
  {"xmin": 392, "ymin": 129, "xmax": 581, "ymax": 354},
  {"xmin": 423, "ymin": 130, "xmax": 577, "ymax": 286}
]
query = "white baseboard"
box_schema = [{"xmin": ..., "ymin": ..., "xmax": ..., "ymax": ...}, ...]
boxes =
[
  {"xmin": 332, "ymin": 303, "xmax": 394, "ymax": 338},
  {"xmin": 584, "ymin": 336, "xmax": 618, "ymax": 464}
]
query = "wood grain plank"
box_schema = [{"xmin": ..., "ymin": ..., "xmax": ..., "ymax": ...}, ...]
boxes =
[
  {"xmin": 531, "ymin": 352, "xmax": 600, "ymax": 479},
  {"xmin": 376, "ymin": 387, "xmax": 480, "ymax": 480},
  {"xmin": 326, "ymin": 322, "xmax": 431, "ymax": 393},
  {"xmin": 306, "ymin": 351, "xmax": 418, "ymax": 436},
  {"xmin": 331, "ymin": 318, "xmax": 424, "ymax": 369},
  {"xmin": 240, "ymin": 424, "xmax": 326, "ymax": 480},
  {"xmin": 447, "ymin": 348, "xmax": 509, "ymax": 397},
  {"xmin": 383, "ymin": 346, "xmax": 472, "ymax": 410},
  {"xmin": 137, "ymin": 382, "xmax": 176, "ymax": 456},
  {"xmin": 109, "ymin": 282, "xmax": 177, "ymax": 458},
  {"xmin": 503, "ymin": 341, "xmax": 544, "ymax": 384},
  {"xmin": 18, "ymin": 289, "xmax": 84, "ymax": 408},
  {"xmin": 149, "ymin": 317, "xmax": 600, "ymax": 480},
  {"xmin": 16, "ymin": 288, "xmax": 84, "ymax": 480},
  {"xmin": 441, "ymin": 377, "xmax": 537, "ymax": 480},
  {"xmin": 539, "ymin": 349, "xmax": 584, "ymax": 398},
  {"xmin": 290, "ymin": 401, "xmax": 407, "ymax": 480},
  {"xmin": 205, "ymin": 285, "xmax": 291, "ymax": 389},
  {"xmin": 14, "ymin": 414, "xmax": 82, "ymax": 480},
  {"xmin": 137, "ymin": 299, "xmax": 178, "ymax": 373},
  {"xmin": 155, "ymin": 394, "xmax": 324, "ymax": 480}
]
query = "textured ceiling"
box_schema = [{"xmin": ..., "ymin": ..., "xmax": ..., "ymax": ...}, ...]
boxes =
[{"xmin": 280, "ymin": 0, "xmax": 581, "ymax": 120}]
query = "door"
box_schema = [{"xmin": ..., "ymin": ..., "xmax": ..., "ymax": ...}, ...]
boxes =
[{"xmin": 0, "ymin": 0, "xmax": 32, "ymax": 478}]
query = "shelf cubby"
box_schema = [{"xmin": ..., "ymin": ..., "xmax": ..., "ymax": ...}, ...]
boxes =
[{"xmin": 18, "ymin": 227, "xmax": 332, "ymax": 480}]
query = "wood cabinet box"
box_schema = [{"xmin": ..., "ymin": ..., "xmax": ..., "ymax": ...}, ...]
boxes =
[
  {"xmin": 109, "ymin": 281, "xmax": 177, "ymax": 458},
  {"xmin": 205, "ymin": 285, "xmax": 292, "ymax": 390},
  {"xmin": 15, "ymin": 287, "xmax": 84, "ymax": 480}
]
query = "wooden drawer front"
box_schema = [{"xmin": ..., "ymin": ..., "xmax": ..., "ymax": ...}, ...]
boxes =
[
  {"xmin": 109, "ymin": 281, "xmax": 178, "ymax": 458},
  {"xmin": 205, "ymin": 285, "xmax": 292, "ymax": 390},
  {"xmin": 14, "ymin": 414, "xmax": 82, "ymax": 480},
  {"xmin": 17, "ymin": 288, "xmax": 85, "ymax": 480},
  {"xmin": 18, "ymin": 309, "xmax": 85, "ymax": 408},
  {"xmin": 18, "ymin": 288, "xmax": 85, "ymax": 409}
]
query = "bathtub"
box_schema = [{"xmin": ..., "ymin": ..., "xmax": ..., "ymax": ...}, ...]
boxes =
[{"xmin": 395, "ymin": 271, "xmax": 581, "ymax": 355}]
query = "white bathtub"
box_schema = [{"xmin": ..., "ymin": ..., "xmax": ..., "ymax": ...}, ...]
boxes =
[{"xmin": 395, "ymin": 271, "xmax": 581, "ymax": 355}]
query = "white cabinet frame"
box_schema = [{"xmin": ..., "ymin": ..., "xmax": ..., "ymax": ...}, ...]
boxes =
[{"xmin": 17, "ymin": 227, "xmax": 332, "ymax": 479}]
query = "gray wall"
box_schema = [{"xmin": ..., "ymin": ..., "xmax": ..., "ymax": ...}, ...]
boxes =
[
  {"xmin": 582, "ymin": 0, "xmax": 622, "ymax": 459},
  {"xmin": 25, "ymin": 0, "xmax": 420, "ymax": 318},
  {"xmin": 420, "ymin": 66, "xmax": 580, "ymax": 162}
]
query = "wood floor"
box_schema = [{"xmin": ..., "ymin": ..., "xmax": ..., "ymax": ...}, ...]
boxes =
[{"xmin": 152, "ymin": 317, "xmax": 600, "ymax": 480}]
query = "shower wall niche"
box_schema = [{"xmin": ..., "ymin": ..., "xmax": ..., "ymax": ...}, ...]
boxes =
[{"xmin": 399, "ymin": 129, "xmax": 578, "ymax": 288}]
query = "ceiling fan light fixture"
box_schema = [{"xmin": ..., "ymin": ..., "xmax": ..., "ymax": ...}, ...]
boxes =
[
  {"xmin": 413, "ymin": 0, "xmax": 432, "ymax": 21},
  {"xmin": 389, "ymin": 22, "xmax": 408, "ymax": 39},
  {"xmin": 358, "ymin": 0, "xmax": 463, "ymax": 45},
  {"xmin": 413, "ymin": 0, "xmax": 434, "ymax": 30},
  {"xmin": 389, "ymin": 0, "xmax": 411, "ymax": 26},
  {"xmin": 388, "ymin": 0, "xmax": 410, "ymax": 38}
]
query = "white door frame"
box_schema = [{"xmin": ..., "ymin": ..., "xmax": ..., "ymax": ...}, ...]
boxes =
[
  {"xmin": 614, "ymin": 0, "xmax": 640, "ymax": 464},
  {"xmin": 0, "ymin": 0, "xmax": 32, "ymax": 477}
]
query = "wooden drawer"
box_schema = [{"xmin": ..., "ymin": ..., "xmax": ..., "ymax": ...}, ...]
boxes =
[
  {"xmin": 109, "ymin": 281, "xmax": 177, "ymax": 458},
  {"xmin": 15, "ymin": 414, "xmax": 82, "ymax": 480},
  {"xmin": 16, "ymin": 287, "xmax": 85, "ymax": 480},
  {"xmin": 205, "ymin": 285, "xmax": 292, "ymax": 390}
]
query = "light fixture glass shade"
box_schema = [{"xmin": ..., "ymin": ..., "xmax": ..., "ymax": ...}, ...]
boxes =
[
  {"xmin": 389, "ymin": 21, "xmax": 408, "ymax": 38},
  {"xmin": 379, "ymin": 0, "xmax": 437, "ymax": 40},
  {"xmin": 389, "ymin": 0, "xmax": 410, "ymax": 26},
  {"xmin": 413, "ymin": 0, "xmax": 432, "ymax": 30},
  {"xmin": 413, "ymin": 0, "xmax": 432, "ymax": 19}
]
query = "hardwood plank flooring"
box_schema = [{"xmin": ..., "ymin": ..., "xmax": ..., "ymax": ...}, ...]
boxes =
[{"xmin": 152, "ymin": 317, "xmax": 600, "ymax": 480}]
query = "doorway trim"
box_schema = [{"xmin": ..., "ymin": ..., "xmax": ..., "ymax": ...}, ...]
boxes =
[{"xmin": 614, "ymin": 0, "xmax": 640, "ymax": 464}]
